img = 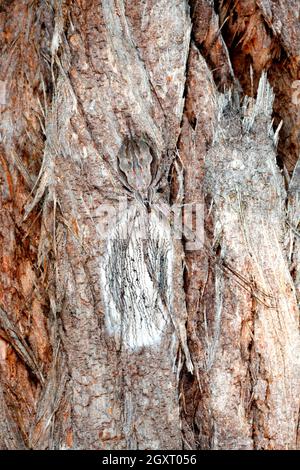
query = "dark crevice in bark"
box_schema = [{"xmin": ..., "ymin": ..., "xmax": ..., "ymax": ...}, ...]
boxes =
[
  {"xmin": 247, "ymin": 295, "xmax": 257, "ymax": 450},
  {"xmin": 215, "ymin": 0, "xmax": 300, "ymax": 173},
  {"xmin": 188, "ymin": 0, "xmax": 234, "ymax": 89}
]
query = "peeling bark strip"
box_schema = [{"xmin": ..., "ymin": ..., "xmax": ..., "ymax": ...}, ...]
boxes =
[
  {"xmin": 101, "ymin": 206, "xmax": 173, "ymax": 349},
  {"xmin": 182, "ymin": 73, "xmax": 300, "ymax": 449},
  {"xmin": 203, "ymin": 75, "xmax": 300, "ymax": 449},
  {"xmin": 1, "ymin": 0, "xmax": 300, "ymax": 450}
]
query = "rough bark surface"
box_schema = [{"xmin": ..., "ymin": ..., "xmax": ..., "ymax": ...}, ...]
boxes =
[{"xmin": 0, "ymin": 0, "xmax": 299, "ymax": 450}]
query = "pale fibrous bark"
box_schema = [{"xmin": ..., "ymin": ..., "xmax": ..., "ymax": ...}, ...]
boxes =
[{"xmin": 0, "ymin": 0, "xmax": 299, "ymax": 450}]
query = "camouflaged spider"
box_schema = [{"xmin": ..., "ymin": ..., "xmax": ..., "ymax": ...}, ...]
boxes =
[
  {"xmin": 100, "ymin": 135, "xmax": 193, "ymax": 370},
  {"xmin": 115, "ymin": 134, "xmax": 173, "ymax": 212}
]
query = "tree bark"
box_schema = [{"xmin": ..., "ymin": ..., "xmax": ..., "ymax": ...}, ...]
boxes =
[{"xmin": 0, "ymin": 0, "xmax": 299, "ymax": 450}]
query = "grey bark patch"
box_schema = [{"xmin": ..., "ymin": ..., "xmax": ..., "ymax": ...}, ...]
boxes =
[{"xmin": 101, "ymin": 204, "xmax": 173, "ymax": 350}]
